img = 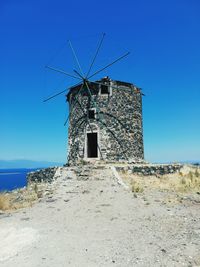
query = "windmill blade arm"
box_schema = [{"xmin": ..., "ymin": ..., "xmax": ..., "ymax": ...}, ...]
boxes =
[
  {"xmin": 99, "ymin": 111, "xmax": 130, "ymax": 133},
  {"xmin": 68, "ymin": 40, "xmax": 84, "ymax": 77},
  {"xmin": 64, "ymin": 83, "xmax": 84, "ymax": 125},
  {"xmin": 64, "ymin": 113, "xmax": 70, "ymax": 126},
  {"xmin": 43, "ymin": 88, "xmax": 67, "ymax": 102},
  {"xmin": 86, "ymin": 32, "xmax": 106, "ymax": 78},
  {"xmin": 45, "ymin": 65, "xmax": 81, "ymax": 80},
  {"xmin": 74, "ymin": 97, "xmax": 103, "ymax": 159},
  {"xmin": 73, "ymin": 69, "xmax": 84, "ymax": 79},
  {"xmin": 84, "ymin": 80, "xmax": 93, "ymax": 98},
  {"xmin": 67, "ymin": 119, "xmax": 87, "ymax": 163},
  {"xmin": 88, "ymin": 52, "xmax": 130, "ymax": 79},
  {"xmin": 44, "ymin": 81, "xmax": 82, "ymax": 102},
  {"xmin": 97, "ymin": 118, "xmax": 128, "ymax": 160},
  {"xmin": 66, "ymin": 114, "xmax": 86, "ymax": 127}
]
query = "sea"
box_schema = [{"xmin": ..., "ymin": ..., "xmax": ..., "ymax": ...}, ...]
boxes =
[{"xmin": 0, "ymin": 168, "xmax": 39, "ymax": 192}]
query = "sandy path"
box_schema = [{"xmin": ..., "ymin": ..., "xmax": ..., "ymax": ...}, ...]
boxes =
[{"xmin": 0, "ymin": 166, "xmax": 200, "ymax": 267}]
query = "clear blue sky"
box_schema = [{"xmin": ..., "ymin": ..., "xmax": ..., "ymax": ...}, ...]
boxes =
[{"xmin": 1, "ymin": 0, "xmax": 200, "ymax": 163}]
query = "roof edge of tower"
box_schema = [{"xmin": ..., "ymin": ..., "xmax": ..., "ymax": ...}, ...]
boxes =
[{"xmin": 66, "ymin": 77, "xmax": 141, "ymax": 101}]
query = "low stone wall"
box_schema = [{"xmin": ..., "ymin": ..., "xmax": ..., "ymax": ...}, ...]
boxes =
[
  {"xmin": 116, "ymin": 164, "xmax": 183, "ymax": 176},
  {"xmin": 27, "ymin": 167, "xmax": 59, "ymax": 184}
]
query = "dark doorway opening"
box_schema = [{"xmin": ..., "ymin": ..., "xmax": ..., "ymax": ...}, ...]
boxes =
[{"xmin": 87, "ymin": 133, "xmax": 98, "ymax": 158}]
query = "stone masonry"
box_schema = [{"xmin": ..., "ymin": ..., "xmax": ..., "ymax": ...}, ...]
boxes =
[
  {"xmin": 27, "ymin": 167, "xmax": 58, "ymax": 184},
  {"xmin": 67, "ymin": 77, "xmax": 144, "ymax": 165}
]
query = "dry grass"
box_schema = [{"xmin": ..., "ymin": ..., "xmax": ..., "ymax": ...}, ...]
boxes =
[
  {"xmin": 131, "ymin": 181, "xmax": 144, "ymax": 193},
  {"xmin": 0, "ymin": 183, "xmax": 45, "ymax": 211},
  {"xmin": 0, "ymin": 193, "xmax": 11, "ymax": 211},
  {"xmin": 0, "ymin": 191, "xmax": 38, "ymax": 211},
  {"xmin": 120, "ymin": 166, "xmax": 200, "ymax": 194},
  {"xmin": 178, "ymin": 170, "xmax": 200, "ymax": 192}
]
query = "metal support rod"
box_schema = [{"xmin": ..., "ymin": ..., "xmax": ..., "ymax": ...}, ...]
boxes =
[
  {"xmin": 43, "ymin": 88, "xmax": 67, "ymax": 102},
  {"xmin": 45, "ymin": 65, "xmax": 81, "ymax": 80},
  {"xmin": 97, "ymin": 118, "xmax": 128, "ymax": 160},
  {"xmin": 43, "ymin": 81, "xmax": 81, "ymax": 102},
  {"xmin": 86, "ymin": 32, "xmax": 106, "ymax": 78},
  {"xmin": 84, "ymin": 80, "xmax": 102, "ymax": 120},
  {"xmin": 99, "ymin": 111, "xmax": 130, "ymax": 134},
  {"xmin": 67, "ymin": 118, "xmax": 87, "ymax": 163},
  {"xmin": 84, "ymin": 80, "xmax": 93, "ymax": 99},
  {"xmin": 75, "ymin": 97, "xmax": 103, "ymax": 159},
  {"xmin": 68, "ymin": 40, "xmax": 84, "ymax": 77},
  {"xmin": 64, "ymin": 83, "xmax": 84, "ymax": 125},
  {"xmin": 88, "ymin": 52, "xmax": 130, "ymax": 79},
  {"xmin": 68, "ymin": 115, "xmax": 86, "ymax": 129},
  {"xmin": 73, "ymin": 69, "xmax": 84, "ymax": 80}
]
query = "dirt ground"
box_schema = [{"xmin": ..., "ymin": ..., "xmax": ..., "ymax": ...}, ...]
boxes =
[{"xmin": 0, "ymin": 166, "xmax": 200, "ymax": 267}]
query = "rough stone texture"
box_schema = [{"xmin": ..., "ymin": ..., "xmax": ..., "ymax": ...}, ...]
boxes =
[
  {"xmin": 27, "ymin": 167, "xmax": 58, "ymax": 184},
  {"xmin": 116, "ymin": 164, "xmax": 183, "ymax": 176},
  {"xmin": 67, "ymin": 77, "xmax": 144, "ymax": 165}
]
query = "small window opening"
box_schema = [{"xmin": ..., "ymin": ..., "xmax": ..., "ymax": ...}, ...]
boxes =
[
  {"xmin": 88, "ymin": 109, "xmax": 95, "ymax": 119},
  {"xmin": 100, "ymin": 84, "xmax": 109, "ymax": 94}
]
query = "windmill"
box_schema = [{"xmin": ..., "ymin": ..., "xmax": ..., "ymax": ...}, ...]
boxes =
[{"xmin": 44, "ymin": 33, "xmax": 144, "ymax": 165}]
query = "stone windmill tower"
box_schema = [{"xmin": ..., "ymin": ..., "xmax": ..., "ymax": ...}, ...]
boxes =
[
  {"xmin": 44, "ymin": 34, "xmax": 144, "ymax": 165},
  {"xmin": 67, "ymin": 77, "xmax": 144, "ymax": 165}
]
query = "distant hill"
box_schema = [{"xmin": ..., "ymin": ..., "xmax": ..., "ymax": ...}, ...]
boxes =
[
  {"xmin": 0, "ymin": 160, "xmax": 64, "ymax": 169},
  {"xmin": 178, "ymin": 160, "xmax": 200, "ymax": 166},
  {"xmin": 146, "ymin": 160, "xmax": 200, "ymax": 165}
]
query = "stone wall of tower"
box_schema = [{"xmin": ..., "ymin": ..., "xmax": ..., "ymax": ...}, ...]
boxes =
[{"xmin": 67, "ymin": 79, "xmax": 144, "ymax": 165}]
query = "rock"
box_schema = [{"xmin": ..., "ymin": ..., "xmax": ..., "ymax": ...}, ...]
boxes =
[
  {"xmin": 27, "ymin": 167, "xmax": 58, "ymax": 184},
  {"xmin": 20, "ymin": 217, "xmax": 30, "ymax": 221},
  {"xmin": 116, "ymin": 163, "xmax": 183, "ymax": 176},
  {"xmin": 46, "ymin": 199, "xmax": 56, "ymax": 203}
]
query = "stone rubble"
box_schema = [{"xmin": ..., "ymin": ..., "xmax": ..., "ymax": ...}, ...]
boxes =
[
  {"xmin": 115, "ymin": 163, "xmax": 183, "ymax": 176},
  {"xmin": 27, "ymin": 167, "xmax": 59, "ymax": 184},
  {"xmin": 26, "ymin": 163, "xmax": 184, "ymax": 184}
]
